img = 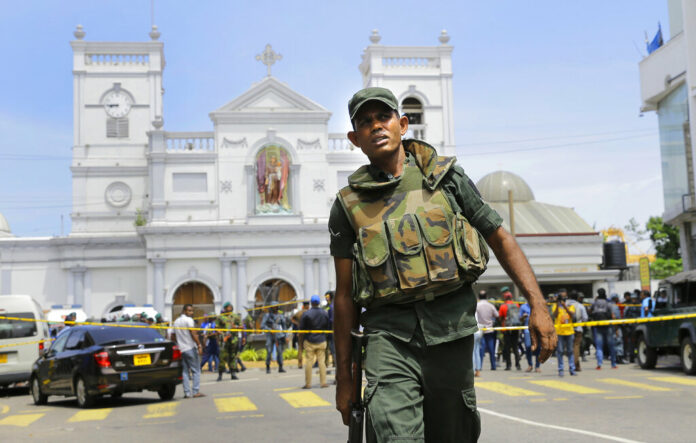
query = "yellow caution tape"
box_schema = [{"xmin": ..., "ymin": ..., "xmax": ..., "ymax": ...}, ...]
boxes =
[
  {"xmin": 192, "ymin": 298, "xmax": 316, "ymax": 320},
  {"xmin": 479, "ymin": 312, "xmax": 696, "ymax": 332},
  {"xmin": 0, "ymin": 338, "xmax": 54, "ymax": 349}
]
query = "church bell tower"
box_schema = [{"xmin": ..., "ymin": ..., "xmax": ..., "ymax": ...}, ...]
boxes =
[
  {"xmin": 69, "ymin": 25, "xmax": 165, "ymax": 234},
  {"xmin": 359, "ymin": 30, "xmax": 455, "ymax": 156}
]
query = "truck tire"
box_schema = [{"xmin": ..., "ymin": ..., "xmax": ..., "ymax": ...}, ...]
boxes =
[
  {"xmin": 637, "ymin": 334, "xmax": 657, "ymax": 369},
  {"xmin": 681, "ymin": 336, "xmax": 696, "ymax": 375}
]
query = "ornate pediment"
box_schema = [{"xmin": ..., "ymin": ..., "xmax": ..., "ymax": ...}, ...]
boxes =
[{"xmin": 211, "ymin": 76, "xmax": 330, "ymax": 115}]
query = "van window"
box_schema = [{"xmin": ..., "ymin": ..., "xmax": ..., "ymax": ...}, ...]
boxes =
[{"xmin": 0, "ymin": 312, "xmax": 37, "ymax": 339}]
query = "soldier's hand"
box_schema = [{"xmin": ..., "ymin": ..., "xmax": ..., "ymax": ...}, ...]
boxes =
[
  {"xmin": 529, "ymin": 302, "xmax": 557, "ymax": 363},
  {"xmin": 335, "ymin": 376, "xmax": 352, "ymax": 426}
]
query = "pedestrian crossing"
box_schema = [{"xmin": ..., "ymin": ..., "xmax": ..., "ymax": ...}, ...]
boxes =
[
  {"xmin": 0, "ymin": 387, "xmax": 336, "ymax": 428},
  {"xmin": 0, "ymin": 375, "xmax": 693, "ymax": 428},
  {"xmin": 475, "ymin": 374, "xmax": 691, "ymax": 399}
]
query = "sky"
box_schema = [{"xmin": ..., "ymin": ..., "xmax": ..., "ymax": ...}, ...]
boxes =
[{"xmin": 0, "ymin": 0, "xmax": 669, "ymax": 252}]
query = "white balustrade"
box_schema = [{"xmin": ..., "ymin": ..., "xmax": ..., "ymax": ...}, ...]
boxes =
[
  {"xmin": 84, "ymin": 53, "xmax": 150, "ymax": 65},
  {"xmin": 165, "ymin": 132, "xmax": 215, "ymax": 152},
  {"xmin": 381, "ymin": 57, "xmax": 439, "ymax": 68},
  {"xmin": 328, "ymin": 133, "xmax": 356, "ymax": 151}
]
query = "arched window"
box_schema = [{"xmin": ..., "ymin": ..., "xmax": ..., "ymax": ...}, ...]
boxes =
[{"xmin": 402, "ymin": 97, "xmax": 425, "ymax": 139}]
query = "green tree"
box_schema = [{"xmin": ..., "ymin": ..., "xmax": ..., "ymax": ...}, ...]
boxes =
[
  {"xmin": 651, "ymin": 257, "xmax": 683, "ymax": 280},
  {"xmin": 646, "ymin": 216, "xmax": 680, "ymax": 260}
]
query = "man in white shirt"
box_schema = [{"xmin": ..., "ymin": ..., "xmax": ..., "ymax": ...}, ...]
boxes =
[
  {"xmin": 173, "ymin": 304, "xmax": 204, "ymax": 398},
  {"xmin": 476, "ymin": 290, "xmax": 499, "ymax": 372}
]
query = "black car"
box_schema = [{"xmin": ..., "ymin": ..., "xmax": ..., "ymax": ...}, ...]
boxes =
[{"xmin": 29, "ymin": 324, "xmax": 182, "ymax": 408}]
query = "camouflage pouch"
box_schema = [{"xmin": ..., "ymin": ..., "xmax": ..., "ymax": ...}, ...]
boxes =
[
  {"xmin": 453, "ymin": 213, "xmax": 489, "ymax": 281},
  {"xmin": 386, "ymin": 214, "xmax": 428, "ymax": 290},
  {"xmin": 417, "ymin": 207, "xmax": 460, "ymax": 282},
  {"xmin": 356, "ymin": 221, "xmax": 399, "ymax": 304},
  {"xmin": 351, "ymin": 243, "xmax": 375, "ymax": 307}
]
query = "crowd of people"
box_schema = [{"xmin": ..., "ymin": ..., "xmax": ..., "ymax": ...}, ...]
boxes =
[{"xmin": 474, "ymin": 286, "xmax": 658, "ymax": 377}]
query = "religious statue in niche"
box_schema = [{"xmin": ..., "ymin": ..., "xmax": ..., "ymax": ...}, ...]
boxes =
[{"xmin": 255, "ymin": 145, "xmax": 291, "ymax": 214}]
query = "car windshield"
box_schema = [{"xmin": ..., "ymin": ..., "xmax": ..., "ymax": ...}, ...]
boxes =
[
  {"xmin": 89, "ymin": 326, "xmax": 166, "ymax": 346},
  {"xmin": 0, "ymin": 312, "xmax": 37, "ymax": 339}
]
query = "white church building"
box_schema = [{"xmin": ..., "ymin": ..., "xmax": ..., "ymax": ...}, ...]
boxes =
[{"xmin": 0, "ymin": 27, "xmax": 618, "ymax": 320}]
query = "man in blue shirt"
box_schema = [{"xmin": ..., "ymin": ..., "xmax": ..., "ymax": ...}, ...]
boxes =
[
  {"xmin": 300, "ymin": 295, "xmax": 330, "ymax": 389},
  {"xmin": 640, "ymin": 290, "xmax": 655, "ymax": 318}
]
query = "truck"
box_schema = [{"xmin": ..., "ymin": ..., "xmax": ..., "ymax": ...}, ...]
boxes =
[{"xmin": 634, "ymin": 269, "xmax": 696, "ymax": 375}]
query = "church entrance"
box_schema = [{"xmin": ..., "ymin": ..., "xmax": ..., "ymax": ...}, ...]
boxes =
[
  {"xmin": 252, "ymin": 278, "xmax": 296, "ymax": 329},
  {"xmin": 172, "ymin": 281, "xmax": 214, "ymax": 321}
]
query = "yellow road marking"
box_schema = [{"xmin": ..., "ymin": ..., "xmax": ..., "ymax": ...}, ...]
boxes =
[
  {"xmin": 553, "ymin": 398, "xmax": 568, "ymax": 401},
  {"xmin": 476, "ymin": 382, "xmax": 543, "ymax": 397},
  {"xmin": 214, "ymin": 396, "xmax": 258, "ymax": 413},
  {"xmin": 215, "ymin": 414, "xmax": 264, "ymax": 420},
  {"xmin": 273, "ymin": 387, "xmax": 296, "ymax": 391},
  {"xmin": 598, "ymin": 378, "xmax": 672, "ymax": 392},
  {"xmin": 280, "ymin": 391, "xmax": 331, "ymax": 408},
  {"xmin": 604, "ymin": 395, "xmax": 643, "ymax": 400},
  {"xmin": 68, "ymin": 408, "xmax": 112, "ymax": 422},
  {"xmin": 213, "ymin": 392, "xmax": 243, "ymax": 397},
  {"xmin": 528, "ymin": 380, "xmax": 607, "ymax": 394},
  {"xmin": 0, "ymin": 413, "xmax": 44, "ymax": 427},
  {"xmin": 144, "ymin": 402, "xmax": 178, "ymax": 419},
  {"xmin": 648, "ymin": 376, "xmax": 696, "ymax": 387},
  {"xmin": 0, "ymin": 405, "xmax": 9, "ymax": 414}
]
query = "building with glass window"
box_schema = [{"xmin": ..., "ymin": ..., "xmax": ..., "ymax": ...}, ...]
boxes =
[
  {"xmin": 639, "ymin": 0, "xmax": 696, "ymax": 269},
  {"xmin": 0, "ymin": 27, "xmax": 613, "ymax": 320}
]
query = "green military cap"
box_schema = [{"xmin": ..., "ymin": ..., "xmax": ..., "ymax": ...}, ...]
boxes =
[
  {"xmin": 223, "ymin": 302, "xmax": 232, "ymax": 308},
  {"xmin": 155, "ymin": 313, "xmax": 162, "ymax": 319},
  {"xmin": 500, "ymin": 286, "xmax": 510, "ymax": 294},
  {"xmin": 348, "ymin": 87, "xmax": 399, "ymax": 120}
]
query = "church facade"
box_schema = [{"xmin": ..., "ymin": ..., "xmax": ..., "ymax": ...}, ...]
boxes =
[{"xmin": 0, "ymin": 27, "xmax": 617, "ymax": 320}]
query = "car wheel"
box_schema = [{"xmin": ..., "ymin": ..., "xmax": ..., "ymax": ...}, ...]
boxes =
[
  {"xmin": 157, "ymin": 383, "xmax": 176, "ymax": 401},
  {"xmin": 75, "ymin": 377, "xmax": 95, "ymax": 408},
  {"xmin": 681, "ymin": 336, "xmax": 696, "ymax": 375},
  {"xmin": 637, "ymin": 334, "xmax": 657, "ymax": 369},
  {"xmin": 31, "ymin": 376, "xmax": 48, "ymax": 405},
  {"xmin": 110, "ymin": 391, "xmax": 123, "ymax": 399}
]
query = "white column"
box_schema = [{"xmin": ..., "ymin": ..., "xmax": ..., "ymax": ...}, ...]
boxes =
[
  {"xmin": 303, "ymin": 257, "xmax": 315, "ymax": 299},
  {"xmin": 72, "ymin": 267, "xmax": 86, "ymax": 308},
  {"xmin": 319, "ymin": 257, "xmax": 330, "ymax": 296},
  {"xmin": 235, "ymin": 258, "xmax": 248, "ymax": 314},
  {"xmin": 221, "ymin": 258, "xmax": 233, "ymax": 306},
  {"xmin": 152, "ymin": 259, "xmax": 166, "ymax": 315}
]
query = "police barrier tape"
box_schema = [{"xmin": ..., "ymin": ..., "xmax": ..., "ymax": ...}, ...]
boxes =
[
  {"xmin": 192, "ymin": 298, "xmax": 316, "ymax": 320},
  {"xmin": 0, "ymin": 338, "xmax": 53, "ymax": 349},
  {"xmin": 0, "ymin": 315, "xmax": 331, "ymax": 336},
  {"xmin": 2, "ymin": 312, "xmax": 695, "ymax": 349},
  {"xmin": 488, "ymin": 299, "xmax": 642, "ymax": 308}
]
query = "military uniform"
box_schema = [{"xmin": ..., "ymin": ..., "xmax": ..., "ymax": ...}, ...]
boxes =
[
  {"xmin": 217, "ymin": 312, "xmax": 242, "ymax": 380},
  {"xmin": 330, "ymin": 139, "xmax": 502, "ymax": 442}
]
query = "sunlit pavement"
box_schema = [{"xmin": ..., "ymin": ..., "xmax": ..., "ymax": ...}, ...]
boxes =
[{"xmin": 0, "ymin": 357, "xmax": 693, "ymax": 442}]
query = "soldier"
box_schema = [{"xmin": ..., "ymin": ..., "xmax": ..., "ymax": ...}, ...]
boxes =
[
  {"xmin": 217, "ymin": 302, "xmax": 242, "ymax": 381},
  {"xmin": 331, "ymin": 87, "xmax": 557, "ymax": 442},
  {"xmin": 261, "ymin": 302, "xmax": 288, "ymax": 374}
]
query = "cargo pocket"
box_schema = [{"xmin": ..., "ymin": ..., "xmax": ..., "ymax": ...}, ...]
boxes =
[
  {"xmin": 461, "ymin": 387, "xmax": 481, "ymax": 441},
  {"xmin": 358, "ymin": 221, "xmax": 399, "ymax": 302},
  {"xmin": 387, "ymin": 214, "xmax": 428, "ymax": 290},
  {"xmin": 417, "ymin": 207, "xmax": 459, "ymax": 282},
  {"xmin": 454, "ymin": 213, "xmax": 488, "ymax": 281},
  {"xmin": 352, "ymin": 243, "xmax": 375, "ymax": 307}
]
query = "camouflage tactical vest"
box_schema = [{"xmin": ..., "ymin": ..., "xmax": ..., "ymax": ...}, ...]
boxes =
[{"xmin": 337, "ymin": 139, "xmax": 489, "ymax": 308}]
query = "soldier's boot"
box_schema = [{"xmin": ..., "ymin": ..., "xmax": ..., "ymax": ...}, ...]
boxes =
[
  {"xmin": 266, "ymin": 365, "xmax": 271, "ymax": 374},
  {"xmin": 231, "ymin": 369, "xmax": 239, "ymax": 380},
  {"xmin": 278, "ymin": 364, "xmax": 286, "ymax": 373},
  {"xmin": 238, "ymin": 359, "xmax": 247, "ymax": 372},
  {"xmin": 217, "ymin": 369, "xmax": 224, "ymax": 382}
]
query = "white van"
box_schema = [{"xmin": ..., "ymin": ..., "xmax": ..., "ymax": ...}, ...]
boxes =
[
  {"xmin": 106, "ymin": 304, "xmax": 160, "ymax": 322},
  {"xmin": 0, "ymin": 295, "xmax": 51, "ymax": 387}
]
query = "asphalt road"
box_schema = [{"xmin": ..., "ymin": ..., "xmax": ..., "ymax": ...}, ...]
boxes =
[{"xmin": 0, "ymin": 356, "xmax": 694, "ymax": 442}]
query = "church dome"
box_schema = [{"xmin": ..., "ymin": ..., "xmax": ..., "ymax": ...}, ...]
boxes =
[
  {"xmin": 476, "ymin": 171, "xmax": 535, "ymax": 202},
  {"xmin": 0, "ymin": 213, "xmax": 11, "ymax": 237}
]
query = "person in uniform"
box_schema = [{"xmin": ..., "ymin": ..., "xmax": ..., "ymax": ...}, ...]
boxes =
[
  {"xmin": 331, "ymin": 87, "xmax": 557, "ymax": 442},
  {"xmin": 217, "ymin": 302, "xmax": 242, "ymax": 381},
  {"xmin": 261, "ymin": 302, "xmax": 288, "ymax": 374}
]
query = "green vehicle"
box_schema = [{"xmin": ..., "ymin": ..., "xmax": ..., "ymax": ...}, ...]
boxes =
[{"xmin": 634, "ymin": 270, "xmax": 696, "ymax": 375}]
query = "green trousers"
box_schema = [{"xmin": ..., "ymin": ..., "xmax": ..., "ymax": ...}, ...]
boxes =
[{"xmin": 364, "ymin": 326, "xmax": 480, "ymax": 443}]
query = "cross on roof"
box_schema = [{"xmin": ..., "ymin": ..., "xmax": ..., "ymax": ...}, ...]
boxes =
[{"xmin": 256, "ymin": 44, "xmax": 282, "ymax": 77}]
